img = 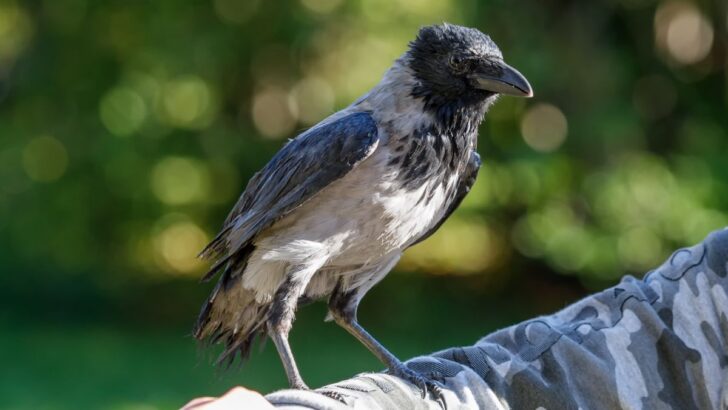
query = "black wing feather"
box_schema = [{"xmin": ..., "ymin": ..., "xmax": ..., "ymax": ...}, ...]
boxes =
[{"xmin": 200, "ymin": 112, "xmax": 380, "ymax": 272}]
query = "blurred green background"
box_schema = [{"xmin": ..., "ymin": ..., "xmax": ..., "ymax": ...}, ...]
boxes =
[{"xmin": 1, "ymin": 0, "xmax": 726, "ymax": 408}]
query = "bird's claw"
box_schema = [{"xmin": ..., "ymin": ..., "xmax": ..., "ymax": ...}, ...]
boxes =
[
  {"xmin": 290, "ymin": 381, "xmax": 310, "ymax": 390},
  {"xmin": 387, "ymin": 363, "xmax": 446, "ymax": 405}
]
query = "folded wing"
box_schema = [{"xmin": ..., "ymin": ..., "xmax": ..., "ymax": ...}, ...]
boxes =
[{"xmin": 200, "ymin": 111, "xmax": 380, "ymax": 280}]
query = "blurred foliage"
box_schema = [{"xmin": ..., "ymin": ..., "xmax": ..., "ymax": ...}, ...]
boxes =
[{"xmin": 0, "ymin": 0, "xmax": 726, "ymax": 408}]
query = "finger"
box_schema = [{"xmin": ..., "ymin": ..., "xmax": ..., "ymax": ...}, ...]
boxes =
[
  {"xmin": 180, "ymin": 397, "xmax": 216, "ymax": 410},
  {"xmin": 216, "ymin": 387, "xmax": 274, "ymax": 409}
]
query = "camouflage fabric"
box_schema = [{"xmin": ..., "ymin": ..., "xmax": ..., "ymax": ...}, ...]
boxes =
[{"xmin": 266, "ymin": 228, "xmax": 728, "ymax": 409}]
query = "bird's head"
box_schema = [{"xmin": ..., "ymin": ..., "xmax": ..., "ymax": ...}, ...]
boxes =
[{"xmin": 406, "ymin": 23, "xmax": 532, "ymax": 112}]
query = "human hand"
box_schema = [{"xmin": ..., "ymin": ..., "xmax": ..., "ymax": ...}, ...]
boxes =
[{"xmin": 181, "ymin": 387, "xmax": 275, "ymax": 410}]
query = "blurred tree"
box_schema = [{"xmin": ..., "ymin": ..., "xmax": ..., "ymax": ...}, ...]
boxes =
[{"xmin": 3, "ymin": 0, "xmax": 724, "ymax": 288}]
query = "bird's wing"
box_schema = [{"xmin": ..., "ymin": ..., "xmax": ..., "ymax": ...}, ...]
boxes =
[
  {"xmin": 200, "ymin": 112, "xmax": 379, "ymax": 277},
  {"xmin": 408, "ymin": 150, "xmax": 481, "ymax": 247}
]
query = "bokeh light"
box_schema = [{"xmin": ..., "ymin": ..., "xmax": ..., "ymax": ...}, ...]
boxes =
[
  {"xmin": 252, "ymin": 88, "xmax": 298, "ymax": 139},
  {"xmin": 290, "ymin": 77, "xmax": 335, "ymax": 125},
  {"xmin": 21, "ymin": 136, "xmax": 68, "ymax": 182},
  {"xmin": 150, "ymin": 157, "xmax": 210, "ymax": 205},
  {"xmin": 655, "ymin": 1, "xmax": 714, "ymax": 66},
  {"xmin": 401, "ymin": 217, "xmax": 505, "ymax": 275},
  {"xmin": 0, "ymin": 1, "xmax": 33, "ymax": 63},
  {"xmin": 99, "ymin": 86, "xmax": 147, "ymax": 137},
  {"xmin": 153, "ymin": 217, "xmax": 209, "ymax": 274},
  {"xmin": 160, "ymin": 76, "xmax": 217, "ymax": 130},
  {"xmin": 617, "ymin": 227, "xmax": 663, "ymax": 271},
  {"xmin": 520, "ymin": 103, "xmax": 568, "ymax": 152}
]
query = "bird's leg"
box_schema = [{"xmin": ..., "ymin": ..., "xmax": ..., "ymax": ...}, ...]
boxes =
[
  {"xmin": 267, "ymin": 322, "xmax": 307, "ymax": 390},
  {"xmin": 267, "ymin": 270, "xmax": 315, "ymax": 390},
  {"xmin": 328, "ymin": 283, "xmax": 444, "ymax": 400}
]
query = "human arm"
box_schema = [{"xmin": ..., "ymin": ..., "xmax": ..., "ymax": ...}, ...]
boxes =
[{"xmin": 186, "ymin": 227, "xmax": 728, "ymax": 409}]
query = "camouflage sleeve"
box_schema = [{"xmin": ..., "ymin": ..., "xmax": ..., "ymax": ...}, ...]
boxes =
[{"xmin": 265, "ymin": 227, "xmax": 728, "ymax": 409}]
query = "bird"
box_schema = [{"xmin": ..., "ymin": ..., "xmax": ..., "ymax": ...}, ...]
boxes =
[{"xmin": 193, "ymin": 23, "xmax": 532, "ymax": 394}]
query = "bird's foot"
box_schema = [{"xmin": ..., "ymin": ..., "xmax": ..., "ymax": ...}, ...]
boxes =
[
  {"xmin": 289, "ymin": 380, "xmax": 310, "ymax": 390},
  {"xmin": 387, "ymin": 362, "xmax": 445, "ymax": 404}
]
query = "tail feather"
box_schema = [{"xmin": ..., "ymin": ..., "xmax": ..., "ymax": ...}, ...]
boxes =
[
  {"xmin": 200, "ymin": 256, "xmax": 232, "ymax": 283},
  {"xmin": 216, "ymin": 325, "xmax": 265, "ymax": 367},
  {"xmin": 194, "ymin": 264, "xmax": 271, "ymax": 366},
  {"xmin": 199, "ymin": 243, "xmax": 255, "ymax": 284},
  {"xmin": 198, "ymin": 225, "xmax": 233, "ymax": 259}
]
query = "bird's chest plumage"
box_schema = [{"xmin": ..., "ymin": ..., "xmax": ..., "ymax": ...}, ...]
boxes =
[{"xmin": 379, "ymin": 127, "xmax": 472, "ymax": 237}]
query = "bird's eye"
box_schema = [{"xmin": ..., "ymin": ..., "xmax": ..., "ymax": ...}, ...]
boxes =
[{"xmin": 449, "ymin": 55, "xmax": 467, "ymax": 72}]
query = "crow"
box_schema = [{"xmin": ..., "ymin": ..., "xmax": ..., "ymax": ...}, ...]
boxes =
[{"xmin": 194, "ymin": 23, "xmax": 532, "ymax": 394}]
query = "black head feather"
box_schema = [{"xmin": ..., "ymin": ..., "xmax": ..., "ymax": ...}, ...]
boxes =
[{"xmin": 407, "ymin": 23, "xmax": 502, "ymax": 119}]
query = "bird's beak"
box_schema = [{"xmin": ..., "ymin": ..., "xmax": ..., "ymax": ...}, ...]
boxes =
[{"xmin": 470, "ymin": 60, "xmax": 533, "ymax": 98}]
